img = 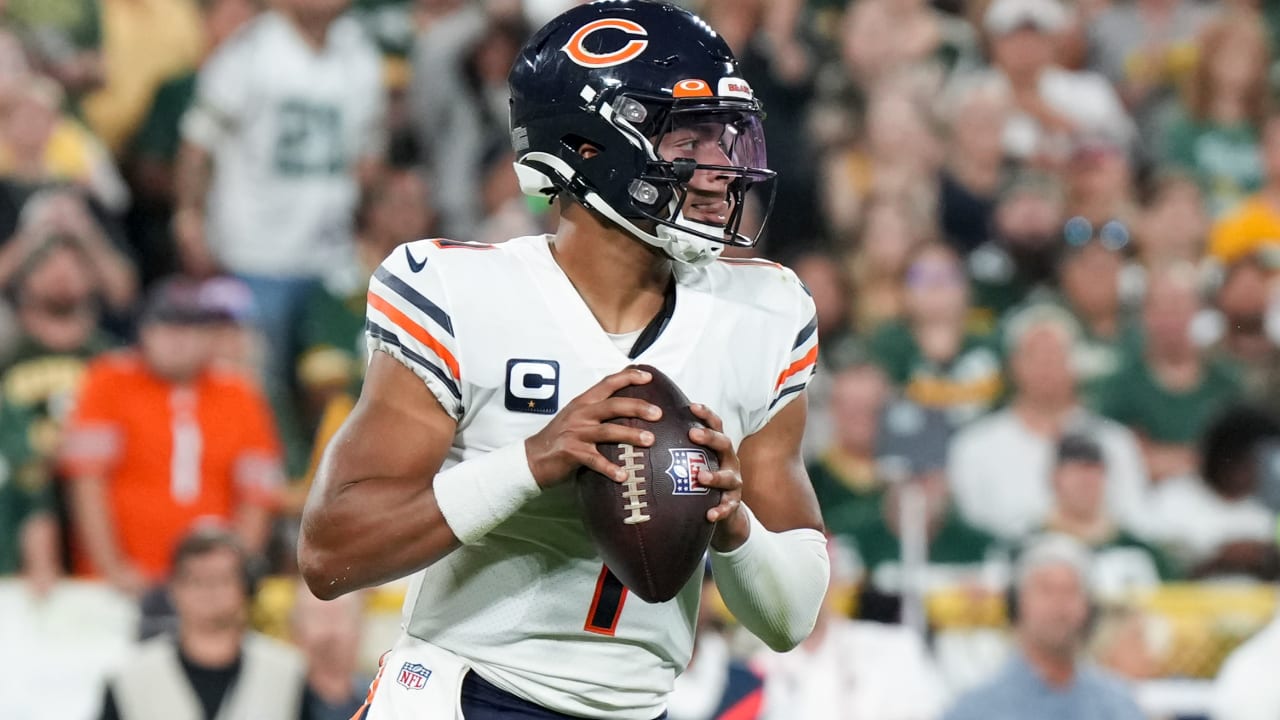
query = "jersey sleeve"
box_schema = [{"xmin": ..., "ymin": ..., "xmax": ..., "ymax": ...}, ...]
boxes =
[
  {"xmin": 59, "ymin": 360, "xmax": 125, "ymax": 479},
  {"xmin": 757, "ymin": 271, "xmax": 819, "ymax": 430},
  {"xmin": 232, "ymin": 381, "xmax": 287, "ymax": 508},
  {"xmin": 180, "ymin": 33, "xmax": 253, "ymax": 150},
  {"xmin": 365, "ymin": 240, "xmax": 465, "ymax": 420}
]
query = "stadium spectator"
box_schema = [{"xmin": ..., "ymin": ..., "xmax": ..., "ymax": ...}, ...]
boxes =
[
  {"xmin": 1213, "ymin": 591, "xmax": 1280, "ymax": 720},
  {"xmin": 1134, "ymin": 171, "xmax": 1207, "ymax": 270},
  {"xmin": 937, "ymin": 75, "xmax": 1013, "ymax": 256},
  {"xmin": 0, "ymin": 188, "xmax": 138, "ymax": 318},
  {"xmin": 1085, "ymin": 0, "xmax": 1212, "ymax": 160},
  {"xmin": 807, "ymin": 364, "xmax": 892, "ymax": 538},
  {"xmin": 1162, "ymin": 11, "xmax": 1269, "ymax": 219},
  {"xmin": 408, "ymin": 4, "xmax": 514, "ymax": 239},
  {"xmin": 980, "ymin": 0, "xmax": 1134, "ymax": 165},
  {"xmin": 1055, "ymin": 216, "xmax": 1133, "ymax": 394},
  {"xmin": 126, "ymin": 0, "xmax": 262, "ymax": 285},
  {"xmin": 0, "ymin": 212, "xmax": 124, "ymax": 581},
  {"xmin": 942, "ymin": 534, "xmax": 1145, "ymax": 720},
  {"xmin": 822, "ymin": 87, "xmax": 940, "ymax": 243},
  {"xmin": 1146, "ymin": 405, "xmax": 1280, "ymax": 578},
  {"xmin": 753, "ymin": 538, "xmax": 949, "ymax": 720},
  {"xmin": 0, "ymin": 74, "xmax": 130, "ymax": 214},
  {"xmin": 0, "ymin": 394, "xmax": 61, "ymax": 594},
  {"xmin": 668, "ymin": 573, "xmax": 767, "ymax": 720},
  {"xmin": 968, "ymin": 172, "xmax": 1066, "ymax": 323},
  {"xmin": 1094, "ymin": 264, "xmax": 1241, "ymax": 481},
  {"xmin": 870, "ymin": 242, "xmax": 1002, "ymax": 426},
  {"xmin": 1063, "ymin": 137, "xmax": 1138, "ymax": 231},
  {"xmin": 949, "ymin": 305, "xmax": 1149, "ymax": 541},
  {"xmin": 1209, "ymin": 111, "xmax": 1280, "ymax": 264},
  {"xmin": 60, "ymin": 278, "xmax": 283, "ymax": 595},
  {"xmin": 81, "ymin": 0, "xmax": 203, "ymax": 156},
  {"xmin": 296, "ymin": 168, "xmax": 431, "ymax": 419},
  {"xmin": 292, "ymin": 584, "xmax": 368, "ymax": 720},
  {"xmin": 1, "ymin": 0, "xmax": 105, "ymax": 99},
  {"xmin": 848, "ymin": 197, "xmax": 927, "ymax": 333},
  {"xmin": 1211, "ymin": 257, "xmax": 1280, "ymax": 404},
  {"xmin": 1042, "ymin": 433, "xmax": 1177, "ymax": 592},
  {"xmin": 99, "ymin": 526, "xmax": 306, "ymax": 720},
  {"xmin": 848, "ymin": 398, "xmax": 998, "ymax": 597},
  {"xmin": 175, "ymin": 0, "xmax": 386, "ymax": 475}
]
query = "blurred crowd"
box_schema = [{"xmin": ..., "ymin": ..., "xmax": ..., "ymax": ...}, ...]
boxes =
[{"xmin": 4, "ymin": 0, "xmax": 1280, "ymax": 718}]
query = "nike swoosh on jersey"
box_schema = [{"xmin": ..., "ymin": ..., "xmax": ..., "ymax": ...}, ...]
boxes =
[{"xmin": 405, "ymin": 246, "xmax": 429, "ymax": 273}]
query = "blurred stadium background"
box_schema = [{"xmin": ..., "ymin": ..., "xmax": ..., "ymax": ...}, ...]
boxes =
[{"xmin": 4, "ymin": 0, "xmax": 1280, "ymax": 718}]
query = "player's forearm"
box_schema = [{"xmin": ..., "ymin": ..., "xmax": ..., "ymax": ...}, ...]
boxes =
[
  {"xmin": 300, "ymin": 441, "xmax": 540, "ymax": 598},
  {"xmin": 299, "ymin": 471, "xmax": 461, "ymax": 600},
  {"xmin": 708, "ymin": 506, "xmax": 830, "ymax": 652}
]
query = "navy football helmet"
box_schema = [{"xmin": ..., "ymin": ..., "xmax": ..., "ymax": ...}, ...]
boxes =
[{"xmin": 509, "ymin": 0, "xmax": 776, "ymax": 266}]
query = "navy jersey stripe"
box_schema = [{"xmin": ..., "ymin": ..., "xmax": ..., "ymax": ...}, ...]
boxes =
[
  {"xmin": 367, "ymin": 320, "xmax": 462, "ymax": 399},
  {"xmin": 373, "ymin": 266, "xmax": 455, "ymax": 337},
  {"xmin": 768, "ymin": 382, "xmax": 807, "ymax": 410},
  {"xmin": 792, "ymin": 314, "xmax": 818, "ymax": 350}
]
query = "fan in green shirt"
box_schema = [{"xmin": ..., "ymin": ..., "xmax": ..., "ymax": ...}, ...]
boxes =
[
  {"xmin": 1160, "ymin": 13, "xmax": 1269, "ymax": 218},
  {"xmin": 807, "ymin": 364, "xmax": 893, "ymax": 537},
  {"xmin": 1093, "ymin": 266, "xmax": 1241, "ymax": 480}
]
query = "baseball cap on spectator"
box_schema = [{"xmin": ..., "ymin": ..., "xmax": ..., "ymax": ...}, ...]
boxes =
[
  {"xmin": 984, "ymin": 0, "xmax": 1067, "ymax": 35},
  {"xmin": 139, "ymin": 277, "xmax": 225, "ymax": 325},
  {"xmin": 197, "ymin": 276, "xmax": 257, "ymax": 324},
  {"xmin": 875, "ymin": 399, "xmax": 952, "ymax": 480},
  {"xmin": 1056, "ymin": 432, "xmax": 1105, "ymax": 467}
]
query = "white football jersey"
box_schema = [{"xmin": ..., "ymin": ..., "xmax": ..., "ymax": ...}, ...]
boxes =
[
  {"xmin": 365, "ymin": 235, "xmax": 818, "ymax": 719},
  {"xmin": 182, "ymin": 11, "xmax": 385, "ymax": 277}
]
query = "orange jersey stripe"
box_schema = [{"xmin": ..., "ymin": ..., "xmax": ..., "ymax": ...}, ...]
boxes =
[
  {"xmin": 367, "ymin": 291, "xmax": 462, "ymax": 381},
  {"xmin": 775, "ymin": 344, "xmax": 819, "ymax": 390}
]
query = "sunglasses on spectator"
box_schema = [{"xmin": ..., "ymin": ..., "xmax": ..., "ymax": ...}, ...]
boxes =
[{"xmin": 1064, "ymin": 216, "xmax": 1130, "ymax": 252}]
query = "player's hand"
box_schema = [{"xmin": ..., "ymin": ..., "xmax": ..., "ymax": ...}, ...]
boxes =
[
  {"xmin": 524, "ymin": 367, "xmax": 661, "ymax": 489},
  {"xmin": 688, "ymin": 403, "xmax": 747, "ymax": 552}
]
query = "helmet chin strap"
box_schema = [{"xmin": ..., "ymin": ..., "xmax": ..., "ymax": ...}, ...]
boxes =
[{"xmin": 655, "ymin": 212, "xmax": 726, "ymax": 267}]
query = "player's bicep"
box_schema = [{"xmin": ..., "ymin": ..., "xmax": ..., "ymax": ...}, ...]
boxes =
[
  {"xmin": 737, "ymin": 394, "xmax": 823, "ymax": 534},
  {"xmin": 315, "ymin": 351, "xmax": 457, "ymax": 494}
]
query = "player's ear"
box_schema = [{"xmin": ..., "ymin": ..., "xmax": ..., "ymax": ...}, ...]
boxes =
[{"xmin": 577, "ymin": 143, "xmax": 601, "ymax": 160}]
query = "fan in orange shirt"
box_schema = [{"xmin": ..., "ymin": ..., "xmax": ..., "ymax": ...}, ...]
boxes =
[{"xmin": 60, "ymin": 277, "xmax": 283, "ymax": 596}]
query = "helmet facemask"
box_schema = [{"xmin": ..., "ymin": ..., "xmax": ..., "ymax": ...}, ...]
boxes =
[{"xmin": 607, "ymin": 92, "xmax": 777, "ymax": 265}]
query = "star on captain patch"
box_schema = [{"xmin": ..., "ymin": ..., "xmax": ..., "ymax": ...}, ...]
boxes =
[{"xmin": 528, "ymin": 400, "xmax": 536, "ymax": 409}]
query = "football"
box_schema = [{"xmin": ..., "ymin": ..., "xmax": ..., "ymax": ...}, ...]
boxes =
[{"xmin": 576, "ymin": 364, "xmax": 722, "ymax": 603}]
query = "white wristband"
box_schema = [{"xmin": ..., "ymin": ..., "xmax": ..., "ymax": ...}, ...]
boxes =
[{"xmin": 434, "ymin": 442, "xmax": 541, "ymax": 545}]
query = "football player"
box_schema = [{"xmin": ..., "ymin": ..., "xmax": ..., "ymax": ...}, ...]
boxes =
[{"xmin": 299, "ymin": 2, "xmax": 830, "ymax": 718}]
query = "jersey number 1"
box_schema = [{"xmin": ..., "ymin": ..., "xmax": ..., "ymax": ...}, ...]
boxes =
[{"xmin": 584, "ymin": 566, "xmax": 628, "ymax": 636}]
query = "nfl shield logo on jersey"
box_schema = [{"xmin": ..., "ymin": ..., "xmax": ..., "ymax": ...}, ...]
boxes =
[
  {"xmin": 666, "ymin": 449, "xmax": 711, "ymax": 495},
  {"xmin": 397, "ymin": 662, "xmax": 432, "ymax": 690}
]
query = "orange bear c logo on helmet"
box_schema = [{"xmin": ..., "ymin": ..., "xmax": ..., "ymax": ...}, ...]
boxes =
[{"xmin": 563, "ymin": 19, "xmax": 649, "ymax": 69}]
